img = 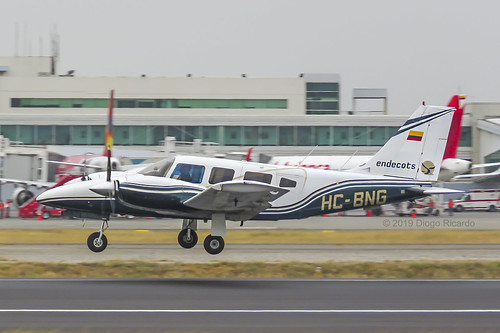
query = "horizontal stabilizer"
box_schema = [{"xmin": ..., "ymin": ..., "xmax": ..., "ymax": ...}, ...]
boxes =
[{"xmin": 407, "ymin": 187, "xmax": 464, "ymax": 195}]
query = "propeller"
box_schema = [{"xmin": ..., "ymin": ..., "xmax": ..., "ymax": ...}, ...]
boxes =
[
  {"xmin": 106, "ymin": 90, "xmax": 114, "ymax": 182},
  {"xmin": 100, "ymin": 89, "xmax": 115, "ymax": 219}
]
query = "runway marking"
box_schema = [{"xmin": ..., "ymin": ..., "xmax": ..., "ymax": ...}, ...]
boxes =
[{"xmin": 0, "ymin": 309, "xmax": 500, "ymax": 314}]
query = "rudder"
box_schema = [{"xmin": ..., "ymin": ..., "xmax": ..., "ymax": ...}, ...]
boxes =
[{"xmin": 351, "ymin": 105, "xmax": 455, "ymax": 181}]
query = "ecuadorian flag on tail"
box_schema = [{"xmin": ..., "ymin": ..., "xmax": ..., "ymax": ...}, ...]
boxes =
[{"xmin": 407, "ymin": 130, "xmax": 424, "ymax": 141}]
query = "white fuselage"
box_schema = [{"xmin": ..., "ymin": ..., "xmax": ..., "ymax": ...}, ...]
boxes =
[
  {"xmin": 37, "ymin": 155, "xmax": 432, "ymax": 221},
  {"xmin": 269, "ymin": 156, "xmax": 472, "ymax": 182}
]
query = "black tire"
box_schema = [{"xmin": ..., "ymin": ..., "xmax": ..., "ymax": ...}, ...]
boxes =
[
  {"xmin": 455, "ymin": 205, "xmax": 464, "ymax": 212},
  {"xmin": 87, "ymin": 232, "xmax": 108, "ymax": 253},
  {"xmin": 433, "ymin": 210, "xmax": 440, "ymax": 216},
  {"xmin": 203, "ymin": 235, "xmax": 225, "ymax": 255},
  {"xmin": 178, "ymin": 229, "xmax": 198, "ymax": 249},
  {"xmin": 488, "ymin": 205, "xmax": 496, "ymax": 212},
  {"xmin": 42, "ymin": 211, "xmax": 50, "ymax": 220}
]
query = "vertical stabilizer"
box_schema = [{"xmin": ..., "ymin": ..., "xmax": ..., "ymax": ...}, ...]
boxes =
[
  {"xmin": 351, "ymin": 105, "xmax": 455, "ymax": 181},
  {"xmin": 443, "ymin": 95, "xmax": 466, "ymax": 159}
]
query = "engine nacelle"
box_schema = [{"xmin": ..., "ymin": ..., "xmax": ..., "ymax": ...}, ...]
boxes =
[
  {"xmin": 12, "ymin": 187, "xmax": 35, "ymax": 208},
  {"xmin": 439, "ymin": 158, "xmax": 472, "ymax": 181}
]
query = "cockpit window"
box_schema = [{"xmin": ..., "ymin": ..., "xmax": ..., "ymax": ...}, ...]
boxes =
[
  {"xmin": 171, "ymin": 163, "xmax": 205, "ymax": 184},
  {"xmin": 139, "ymin": 157, "xmax": 175, "ymax": 177}
]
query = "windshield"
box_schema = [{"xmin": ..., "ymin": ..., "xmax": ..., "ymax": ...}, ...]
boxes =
[{"xmin": 139, "ymin": 157, "xmax": 175, "ymax": 177}]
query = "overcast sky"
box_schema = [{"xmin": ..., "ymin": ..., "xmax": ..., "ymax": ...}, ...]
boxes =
[{"xmin": 1, "ymin": 0, "xmax": 499, "ymax": 114}]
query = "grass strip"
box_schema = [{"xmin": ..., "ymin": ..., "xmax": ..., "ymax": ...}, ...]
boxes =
[
  {"xmin": 1, "ymin": 260, "xmax": 500, "ymax": 278},
  {"xmin": 1, "ymin": 229, "xmax": 500, "ymax": 244}
]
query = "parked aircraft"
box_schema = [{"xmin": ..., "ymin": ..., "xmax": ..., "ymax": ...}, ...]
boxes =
[
  {"xmin": 269, "ymin": 96, "xmax": 497, "ymax": 181},
  {"xmin": 37, "ymin": 103, "xmax": 460, "ymax": 255},
  {"xmin": 0, "ymin": 90, "xmax": 119, "ymax": 215}
]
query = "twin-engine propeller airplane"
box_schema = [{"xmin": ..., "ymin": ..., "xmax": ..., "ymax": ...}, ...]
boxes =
[{"xmin": 37, "ymin": 99, "xmax": 461, "ymax": 255}]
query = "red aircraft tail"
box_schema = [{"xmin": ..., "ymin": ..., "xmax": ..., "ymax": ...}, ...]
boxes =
[{"xmin": 443, "ymin": 95, "xmax": 466, "ymax": 159}]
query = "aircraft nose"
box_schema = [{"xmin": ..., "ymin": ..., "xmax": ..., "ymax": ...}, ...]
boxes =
[{"xmin": 36, "ymin": 187, "xmax": 59, "ymax": 204}]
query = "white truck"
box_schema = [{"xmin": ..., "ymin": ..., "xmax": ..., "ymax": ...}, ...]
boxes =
[{"xmin": 453, "ymin": 189, "xmax": 500, "ymax": 212}]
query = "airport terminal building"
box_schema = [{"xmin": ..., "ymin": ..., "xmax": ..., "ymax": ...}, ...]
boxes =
[{"xmin": 0, "ymin": 56, "xmax": 496, "ymax": 166}]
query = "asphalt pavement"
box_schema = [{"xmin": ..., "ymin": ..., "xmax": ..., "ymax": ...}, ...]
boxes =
[{"xmin": 0, "ymin": 279, "xmax": 499, "ymax": 332}]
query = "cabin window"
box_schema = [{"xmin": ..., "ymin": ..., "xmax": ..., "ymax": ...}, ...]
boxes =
[
  {"xmin": 279, "ymin": 177, "xmax": 297, "ymax": 188},
  {"xmin": 209, "ymin": 167, "xmax": 235, "ymax": 184},
  {"xmin": 244, "ymin": 171, "xmax": 272, "ymax": 184},
  {"xmin": 171, "ymin": 163, "xmax": 205, "ymax": 183}
]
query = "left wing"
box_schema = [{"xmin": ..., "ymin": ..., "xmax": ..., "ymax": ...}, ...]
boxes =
[{"xmin": 183, "ymin": 180, "xmax": 289, "ymax": 221}]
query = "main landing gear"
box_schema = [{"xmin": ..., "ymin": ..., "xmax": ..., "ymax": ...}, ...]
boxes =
[
  {"xmin": 85, "ymin": 215, "xmax": 228, "ymax": 255},
  {"xmin": 177, "ymin": 215, "xmax": 227, "ymax": 255},
  {"xmin": 87, "ymin": 218, "xmax": 109, "ymax": 253}
]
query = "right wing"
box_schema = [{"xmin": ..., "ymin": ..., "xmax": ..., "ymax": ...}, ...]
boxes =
[{"xmin": 183, "ymin": 180, "xmax": 289, "ymax": 221}]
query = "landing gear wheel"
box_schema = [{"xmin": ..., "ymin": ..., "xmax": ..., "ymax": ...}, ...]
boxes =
[
  {"xmin": 178, "ymin": 229, "xmax": 198, "ymax": 248},
  {"xmin": 87, "ymin": 232, "xmax": 108, "ymax": 253},
  {"xmin": 203, "ymin": 235, "xmax": 225, "ymax": 255}
]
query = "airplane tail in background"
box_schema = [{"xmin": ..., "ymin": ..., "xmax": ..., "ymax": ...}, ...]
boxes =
[
  {"xmin": 352, "ymin": 105, "xmax": 455, "ymax": 181},
  {"xmin": 443, "ymin": 95, "xmax": 466, "ymax": 159}
]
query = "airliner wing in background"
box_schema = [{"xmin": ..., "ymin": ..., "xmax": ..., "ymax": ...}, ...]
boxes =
[
  {"xmin": 453, "ymin": 165, "xmax": 500, "ymax": 183},
  {"xmin": 0, "ymin": 178, "xmax": 54, "ymax": 189},
  {"xmin": 48, "ymin": 160, "xmax": 104, "ymax": 170}
]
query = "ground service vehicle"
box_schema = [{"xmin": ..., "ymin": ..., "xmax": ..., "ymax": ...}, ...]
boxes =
[{"xmin": 453, "ymin": 189, "xmax": 500, "ymax": 212}]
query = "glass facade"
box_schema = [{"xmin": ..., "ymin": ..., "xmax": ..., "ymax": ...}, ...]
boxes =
[
  {"xmin": 0, "ymin": 124, "xmax": 471, "ymax": 147},
  {"xmin": 306, "ymin": 82, "xmax": 340, "ymax": 115},
  {"xmin": 11, "ymin": 98, "xmax": 287, "ymax": 109}
]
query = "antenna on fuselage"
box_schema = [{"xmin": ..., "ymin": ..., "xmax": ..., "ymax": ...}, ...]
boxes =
[
  {"xmin": 81, "ymin": 152, "xmax": 91, "ymax": 180},
  {"xmin": 298, "ymin": 145, "xmax": 318, "ymax": 166},
  {"xmin": 340, "ymin": 148, "xmax": 360, "ymax": 171}
]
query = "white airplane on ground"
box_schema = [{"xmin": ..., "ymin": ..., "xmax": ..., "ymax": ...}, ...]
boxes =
[
  {"xmin": 269, "ymin": 95, "xmax": 498, "ymax": 182},
  {"xmin": 452, "ymin": 164, "xmax": 500, "ymax": 182},
  {"xmin": 37, "ymin": 103, "xmax": 460, "ymax": 255}
]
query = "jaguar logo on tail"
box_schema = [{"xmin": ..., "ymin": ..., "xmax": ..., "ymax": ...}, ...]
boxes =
[{"xmin": 421, "ymin": 161, "xmax": 435, "ymax": 175}]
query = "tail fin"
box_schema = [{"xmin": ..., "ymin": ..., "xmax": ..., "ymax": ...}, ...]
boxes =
[
  {"xmin": 443, "ymin": 95, "xmax": 466, "ymax": 159},
  {"xmin": 352, "ymin": 105, "xmax": 455, "ymax": 181}
]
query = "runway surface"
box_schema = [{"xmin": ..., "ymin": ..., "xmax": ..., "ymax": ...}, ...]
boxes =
[
  {"xmin": 1, "ymin": 278, "xmax": 500, "ymax": 332},
  {"xmin": 2, "ymin": 243, "xmax": 500, "ymax": 263},
  {"xmin": 1, "ymin": 211, "xmax": 499, "ymax": 230}
]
